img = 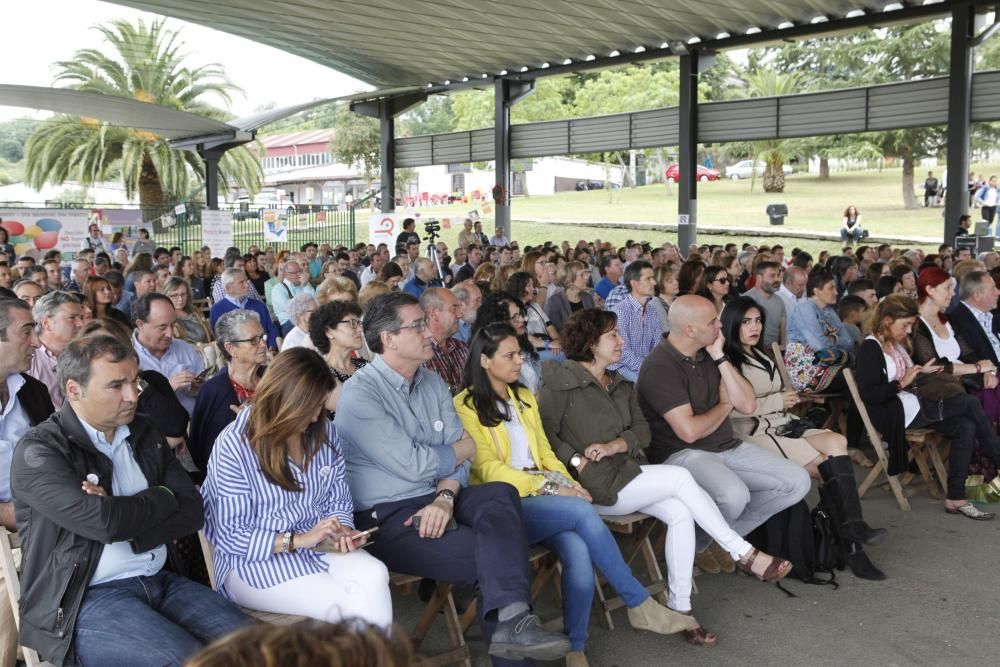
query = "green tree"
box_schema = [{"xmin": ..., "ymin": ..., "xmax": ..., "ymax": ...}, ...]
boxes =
[
  {"xmin": 24, "ymin": 19, "xmax": 261, "ymax": 208},
  {"xmin": 398, "ymin": 95, "xmax": 455, "ymax": 137},
  {"xmin": 0, "ymin": 118, "xmax": 40, "ymax": 163},
  {"xmin": 329, "ymin": 104, "xmax": 381, "ymax": 194},
  {"xmin": 742, "ymin": 70, "xmax": 806, "ymax": 193}
]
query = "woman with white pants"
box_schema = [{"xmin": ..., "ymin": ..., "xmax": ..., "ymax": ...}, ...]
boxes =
[
  {"xmin": 202, "ymin": 348, "xmax": 392, "ymax": 628},
  {"xmin": 538, "ymin": 309, "xmax": 793, "ymax": 648}
]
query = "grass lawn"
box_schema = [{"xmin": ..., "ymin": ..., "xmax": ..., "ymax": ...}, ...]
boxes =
[{"xmin": 353, "ymin": 166, "xmax": 999, "ymax": 255}]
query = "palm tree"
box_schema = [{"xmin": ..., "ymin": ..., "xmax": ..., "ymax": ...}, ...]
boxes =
[
  {"xmin": 745, "ymin": 70, "xmax": 806, "ymax": 193},
  {"xmin": 24, "ymin": 19, "xmax": 261, "ymax": 209}
]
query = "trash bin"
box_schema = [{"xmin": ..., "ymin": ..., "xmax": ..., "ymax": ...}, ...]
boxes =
[{"xmin": 766, "ymin": 203, "xmax": 788, "ymax": 226}]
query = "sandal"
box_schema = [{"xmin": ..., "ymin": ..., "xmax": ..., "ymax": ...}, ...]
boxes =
[
  {"xmin": 683, "ymin": 625, "xmax": 718, "ymax": 647},
  {"xmin": 945, "ymin": 503, "xmax": 995, "ymax": 521},
  {"xmin": 738, "ymin": 548, "xmax": 793, "ymax": 583},
  {"xmin": 848, "ymin": 448, "xmax": 875, "ymax": 468}
]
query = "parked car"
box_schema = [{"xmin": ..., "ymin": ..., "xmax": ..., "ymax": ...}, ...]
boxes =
[
  {"xmin": 664, "ymin": 163, "xmax": 721, "ymax": 183},
  {"xmin": 725, "ymin": 160, "xmax": 794, "ymax": 180}
]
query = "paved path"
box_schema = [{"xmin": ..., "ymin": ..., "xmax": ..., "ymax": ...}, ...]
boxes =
[{"xmin": 395, "ymin": 480, "xmax": 1000, "ymax": 666}]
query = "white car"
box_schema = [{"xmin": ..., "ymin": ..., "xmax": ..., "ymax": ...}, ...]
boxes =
[{"xmin": 725, "ymin": 160, "xmax": 793, "ymax": 180}]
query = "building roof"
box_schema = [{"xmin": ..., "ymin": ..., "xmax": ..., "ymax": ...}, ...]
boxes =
[
  {"xmin": 107, "ymin": 1, "xmax": 954, "ymax": 91},
  {"xmin": 258, "ymin": 129, "xmax": 335, "ymax": 149},
  {"xmin": 264, "ymin": 163, "xmax": 362, "ymax": 186}
]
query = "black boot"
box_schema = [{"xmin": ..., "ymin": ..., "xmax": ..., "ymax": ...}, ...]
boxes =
[
  {"xmin": 818, "ymin": 455, "xmax": 889, "ymax": 546},
  {"xmin": 818, "ymin": 456, "xmax": 888, "ymax": 581}
]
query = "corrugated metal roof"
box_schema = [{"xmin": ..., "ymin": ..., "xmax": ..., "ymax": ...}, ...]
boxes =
[
  {"xmin": 258, "ymin": 129, "xmax": 335, "ymax": 149},
  {"xmin": 106, "ymin": 0, "xmax": 908, "ymax": 89}
]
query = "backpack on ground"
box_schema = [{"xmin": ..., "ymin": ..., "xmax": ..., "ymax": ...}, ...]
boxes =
[{"xmin": 747, "ymin": 500, "xmax": 838, "ymax": 596}]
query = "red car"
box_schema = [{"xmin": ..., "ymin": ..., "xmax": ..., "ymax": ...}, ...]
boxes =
[{"xmin": 665, "ymin": 163, "xmax": 721, "ymax": 183}]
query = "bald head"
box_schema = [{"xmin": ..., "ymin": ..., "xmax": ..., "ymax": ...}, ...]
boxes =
[
  {"xmin": 667, "ymin": 294, "xmax": 715, "ymax": 333},
  {"xmin": 783, "ymin": 266, "xmax": 808, "ymax": 298}
]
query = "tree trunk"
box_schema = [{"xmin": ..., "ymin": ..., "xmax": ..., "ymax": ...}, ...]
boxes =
[
  {"xmin": 655, "ymin": 148, "xmax": 672, "ymax": 196},
  {"xmin": 763, "ymin": 164, "xmax": 786, "ymax": 193},
  {"xmin": 900, "ymin": 144, "xmax": 918, "ymax": 209},
  {"xmin": 615, "ymin": 154, "xmax": 634, "ymax": 188},
  {"xmin": 138, "ymin": 154, "xmax": 165, "ymax": 220},
  {"xmin": 819, "ymin": 157, "xmax": 830, "ymax": 180}
]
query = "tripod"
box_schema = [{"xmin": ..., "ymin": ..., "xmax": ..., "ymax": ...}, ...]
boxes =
[{"xmin": 425, "ymin": 229, "xmax": 444, "ymax": 281}]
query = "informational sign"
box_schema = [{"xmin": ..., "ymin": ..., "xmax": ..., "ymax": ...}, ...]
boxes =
[
  {"xmin": 0, "ymin": 208, "xmax": 90, "ymax": 258},
  {"xmin": 677, "ymin": 214, "xmax": 690, "ymax": 225},
  {"xmin": 369, "ymin": 213, "xmax": 398, "ymax": 247},
  {"xmin": 262, "ymin": 209, "xmax": 286, "ymax": 242},
  {"xmin": 201, "ymin": 209, "xmax": 233, "ymax": 259}
]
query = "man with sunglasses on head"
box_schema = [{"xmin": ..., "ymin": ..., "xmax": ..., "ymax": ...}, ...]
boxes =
[
  {"xmin": 742, "ymin": 261, "xmax": 786, "ymax": 348},
  {"xmin": 336, "ymin": 292, "xmax": 571, "ymax": 665}
]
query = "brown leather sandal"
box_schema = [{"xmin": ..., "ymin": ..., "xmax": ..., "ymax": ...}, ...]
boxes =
[
  {"xmin": 683, "ymin": 625, "xmax": 718, "ymax": 647},
  {"xmin": 738, "ymin": 548, "xmax": 793, "ymax": 583}
]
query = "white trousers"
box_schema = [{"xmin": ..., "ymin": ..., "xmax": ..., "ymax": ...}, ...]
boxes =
[
  {"xmin": 595, "ymin": 464, "xmax": 751, "ymax": 612},
  {"xmin": 225, "ymin": 549, "xmax": 393, "ymax": 629}
]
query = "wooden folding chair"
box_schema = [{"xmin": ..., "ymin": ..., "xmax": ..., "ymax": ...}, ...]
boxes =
[
  {"xmin": 197, "ymin": 531, "xmax": 306, "ymax": 626},
  {"xmin": 772, "ymin": 342, "xmax": 847, "ymax": 432},
  {"xmin": 388, "ymin": 573, "xmax": 471, "ymax": 667},
  {"xmin": 843, "ymin": 369, "xmax": 948, "ymax": 510},
  {"xmin": 0, "ymin": 527, "xmax": 46, "ymax": 667},
  {"xmin": 592, "ymin": 512, "xmax": 667, "ymax": 630}
]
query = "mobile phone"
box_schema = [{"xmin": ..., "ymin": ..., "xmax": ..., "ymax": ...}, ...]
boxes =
[
  {"xmin": 353, "ymin": 526, "xmax": 379, "ymax": 540},
  {"xmin": 193, "ymin": 367, "xmax": 212, "ymax": 383}
]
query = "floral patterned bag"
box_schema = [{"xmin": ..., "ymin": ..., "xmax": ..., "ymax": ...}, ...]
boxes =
[{"xmin": 784, "ymin": 341, "xmax": 846, "ymax": 392}]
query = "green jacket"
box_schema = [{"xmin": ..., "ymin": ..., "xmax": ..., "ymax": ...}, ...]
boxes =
[{"xmin": 537, "ymin": 360, "xmax": 649, "ymax": 505}]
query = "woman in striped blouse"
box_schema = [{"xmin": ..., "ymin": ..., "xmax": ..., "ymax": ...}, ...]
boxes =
[{"xmin": 201, "ymin": 348, "xmax": 392, "ymax": 627}]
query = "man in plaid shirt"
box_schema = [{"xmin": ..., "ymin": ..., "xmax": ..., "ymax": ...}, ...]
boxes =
[
  {"xmin": 610, "ymin": 260, "xmax": 662, "ymax": 383},
  {"xmin": 420, "ymin": 287, "xmax": 469, "ymax": 395}
]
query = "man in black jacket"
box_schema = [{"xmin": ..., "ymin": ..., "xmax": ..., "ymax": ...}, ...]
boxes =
[
  {"xmin": 0, "ymin": 298, "xmax": 54, "ymax": 667},
  {"xmin": 949, "ymin": 270, "xmax": 1000, "ymax": 368},
  {"xmin": 11, "ymin": 334, "xmax": 248, "ymax": 667}
]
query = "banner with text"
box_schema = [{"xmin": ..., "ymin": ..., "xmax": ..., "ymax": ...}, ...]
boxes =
[
  {"xmin": 369, "ymin": 213, "xmax": 398, "ymax": 248},
  {"xmin": 0, "ymin": 208, "xmax": 90, "ymax": 258},
  {"xmin": 201, "ymin": 210, "xmax": 233, "ymax": 259}
]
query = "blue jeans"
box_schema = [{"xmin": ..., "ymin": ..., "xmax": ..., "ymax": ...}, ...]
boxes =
[
  {"xmin": 521, "ymin": 495, "xmax": 649, "ymax": 651},
  {"xmin": 840, "ymin": 227, "xmax": 863, "ymax": 244},
  {"xmin": 74, "ymin": 570, "xmax": 251, "ymax": 666}
]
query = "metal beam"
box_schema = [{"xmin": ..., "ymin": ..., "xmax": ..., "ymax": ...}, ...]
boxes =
[
  {"xmin": 493, "ymin": 80, "xmax": 534, "ymax": 240},
  {"xmin": 677, "ymin": 54, "xmax": 700, "ymax": 255},
  {"xmin": 944, "ymin": 5, "xmax": 983, "ymax": 241}
]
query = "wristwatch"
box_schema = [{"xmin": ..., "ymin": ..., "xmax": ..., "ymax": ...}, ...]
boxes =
[
  {"xmin": 570, "ymin": 454, "xmax": 583, "ymax": 469},
  {"xmin": 436, "ymin": 489, "xmax": 456, "ymax": 502}
]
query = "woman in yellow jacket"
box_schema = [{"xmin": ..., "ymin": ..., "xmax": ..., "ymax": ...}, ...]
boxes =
[{"xmin": 454, "ymin": 323, "xmax": 698, "ymax": 667}]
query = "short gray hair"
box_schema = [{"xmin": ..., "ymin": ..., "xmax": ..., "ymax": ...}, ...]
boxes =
[
  {"xmin": 960, "ymin": 270, "xmax": 991, "ymax": 301},
  {"xmin": 419, "ymin": 287, "xmax": 451, "ymax": 312},
  {"xmin": 57, "ymin": 334, "xmax": 137, "ymax": 391},
  {"xmin": 287, "ymin": 293, "xmax": 318, "ymax": 324},
  {"xmin": 214, "ymin": 309, "xmax": 262, "ymax": 362},
  {"xmin": 33, "ymin": 290, "xmax": 82, "ymax": 324},
  {"xmin": 221, "ymin": 267, "xmax": 245, "ymax": 290},
  {"xmin": 451, "ymin": 283, "xmax": 473, "ymax": 303}
]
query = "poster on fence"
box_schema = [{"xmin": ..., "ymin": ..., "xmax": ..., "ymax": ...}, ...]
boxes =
[
  {"xmin": 262, "ymin": 209, "xmax": 286, "ymax": 242},
  {"xmin": 201, "ymin": 209, "xmax": 233, "ymax": 259},
  {"xmin": 90, "ymin": 208, "xmax": 148, "ymax": 245},
  {"xmin": 0, "ymin": 208, "xmax": 90, "ymax": 258},
  {"xmin": 369, "ymin": 213, "xmax": 397, "ymax": 247}
]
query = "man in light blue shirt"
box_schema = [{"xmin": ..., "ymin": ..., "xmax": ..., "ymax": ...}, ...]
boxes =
[
  {"xmin": 270, "ymin": 259, "xmax": 316, "ymax": 336},
  {"xmin": 336, "ymin": 292, "xmax": 570, "ymax": 663},
  {"xmin": 131, "ymin": 293, "xmax": 205, "ymax": 415}
]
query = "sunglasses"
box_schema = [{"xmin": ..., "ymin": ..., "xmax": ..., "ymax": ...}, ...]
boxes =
[{"xmin": 714, "ymin": 276, "xmax": 730, "ymax": 284}]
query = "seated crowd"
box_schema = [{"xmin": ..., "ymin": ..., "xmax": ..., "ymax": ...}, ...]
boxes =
[{"xmin": 0, "ymin": 224, "xmax": 995, "ymax": 666}]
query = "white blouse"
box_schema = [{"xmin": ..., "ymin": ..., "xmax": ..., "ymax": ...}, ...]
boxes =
[
  {"xmin": 920, "ymin": 316, "xmax": 961, "ymax": 362},
  {"xmin": 883, "ymin": 348, "xmax": 921, "ymax": 427},
  {"xmin": 503, "ymin": 400, "xmax": 537, "ymax": 470}
]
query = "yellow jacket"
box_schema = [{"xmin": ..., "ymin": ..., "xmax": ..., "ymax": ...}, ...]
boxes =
[{"xmin": 454, "ymin": 386, "xmax": 573, "ymax": 497}]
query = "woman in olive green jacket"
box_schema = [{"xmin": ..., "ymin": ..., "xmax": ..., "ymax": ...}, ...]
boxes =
[{"xmin": 538, "ymin": 309, "xmax": 792, "ymax": 646}]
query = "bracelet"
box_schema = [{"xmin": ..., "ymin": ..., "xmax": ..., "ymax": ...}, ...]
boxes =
[
  {"xmin": 280, "ymin": 531, "xmax": 292, "ymax": 553},
  {"xmin": 712, "ymin": 355, "xmax": 728, "ymax": 366}
]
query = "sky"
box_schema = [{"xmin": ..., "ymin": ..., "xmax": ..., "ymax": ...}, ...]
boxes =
[{"xmin": 0, "ymin": 0, "xmax": 371, "ymax": 122}]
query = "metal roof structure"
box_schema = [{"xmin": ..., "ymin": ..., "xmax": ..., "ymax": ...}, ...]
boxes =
[{"xmin": 108, "ymin": 0, "xmax": 977, "ymax": 93}]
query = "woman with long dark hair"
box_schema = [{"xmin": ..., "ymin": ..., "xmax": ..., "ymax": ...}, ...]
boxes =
[
  {"xmin": 455, "ymin": 324, "xmax": 701, "ymax": 666},
  {"xmin": 473, "ymin": 292, "xmax": 542, "ymax": 392},
  {"xmin": 721, "ymin": 297, "xmax": 886, "ymax": 579},
  {"xmin": 506, "ymin": 271, "xmax": 563, "ymax": 358},
  {"xmin": 83, "ymin": 275, "xmax": 131, "ymax": 327},
  {"xmin": 201, "ymin": 348, "xmax": 392, "ymax": 625},
  {"xmin": 694, "ymin": 265, "xmax": 731, "ymax": 314}
]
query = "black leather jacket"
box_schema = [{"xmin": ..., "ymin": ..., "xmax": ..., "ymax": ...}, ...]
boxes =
[{"xmin": 11, "ymin": 405, "xmax": 203, "ymax": 666}]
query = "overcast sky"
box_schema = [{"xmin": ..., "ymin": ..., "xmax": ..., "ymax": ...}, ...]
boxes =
[{"xmin": 0, "ymin": 0, "xmax": 370, "ymax": 121}]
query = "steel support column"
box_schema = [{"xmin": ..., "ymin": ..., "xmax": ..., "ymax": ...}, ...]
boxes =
[
  {"xmin": 198, "ymin": 147, "xmax": 226, "ymax": 210},
  {"xmin": 677, "ymin": 54, "xmax": 700, "ymax": 255},
  {"xmin": 944, "ymin": 5, "xmax": 978, "ymax": 241},
  {"xmin": 352, "ymin": 93, "xmax": 427, "ymax": 214},
  {"xmin": 494, "ymin": 79, "xmax": 534, "ymax": 240}
]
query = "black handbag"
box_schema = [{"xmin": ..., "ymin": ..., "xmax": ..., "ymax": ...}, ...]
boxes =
[{"xmin": 909, "ymin": 372, "xmax": 965, "ymax": 401}]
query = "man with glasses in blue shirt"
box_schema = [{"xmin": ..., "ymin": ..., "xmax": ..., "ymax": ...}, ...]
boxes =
[{"xmin": 336, "ymin": 292, "xmax": 570, "ymax": 664}]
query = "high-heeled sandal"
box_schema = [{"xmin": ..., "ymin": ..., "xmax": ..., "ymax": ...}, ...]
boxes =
[
  {"xmin": 674, "ymin": 610, "xmax": 717, "ymax": 647},
  {"xmin": 738, "ymin": 548, "xmax": 793, "ymax": 583}
]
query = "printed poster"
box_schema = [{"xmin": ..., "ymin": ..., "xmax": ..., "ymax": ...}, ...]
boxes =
[
  {"xmin": 0, "ymin": 208, "xmax": 90, "ymax": 258},
  {"xmin": 369, "ymin": 213, "xmax": 398, "ymax": 247},
  {"xmin": 201, "ymin": 209, "xmax": 233, "ymax": 259},
  {"xmin": 262, "ymin": 209, "xmax": 286, "ymax": 242}
]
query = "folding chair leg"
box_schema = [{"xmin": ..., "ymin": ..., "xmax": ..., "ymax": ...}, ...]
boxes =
[{"xmin": 927, "ymin": 446, "xmax": 950, "ymax": 496}]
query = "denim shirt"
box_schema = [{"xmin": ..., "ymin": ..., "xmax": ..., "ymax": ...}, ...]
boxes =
[
  {"xmin": 335, "ymin": 355, "xmax": 469, "ymax": 511},
  {"xmin": 788, "ymin": 298, "xmax": 853, "ymax": 355}
]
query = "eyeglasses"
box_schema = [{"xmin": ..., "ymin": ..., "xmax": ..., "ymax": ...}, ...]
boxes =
[
  {"xmin": 231, "ymin": 334, "xmax": 265, "ymax": 346},
  {"xmin": 714, "ymin": 277, "xmax": 730, "ymax": 284},
  {"xmin": 395, "ymin": 319, "xmax": 428, "ymax": 334},
  {"xmin": 338, "ymin": 318, "xmax": 363, "ymax": 330}
]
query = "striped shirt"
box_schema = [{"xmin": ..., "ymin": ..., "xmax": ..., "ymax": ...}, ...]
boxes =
[
  {"xmin": 610, "ymin": 293, "xmax": 663, "ymax": 376},
  {"xmin": 201, "ymin": 407, "xmax": 354, "ymax": 596}
]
